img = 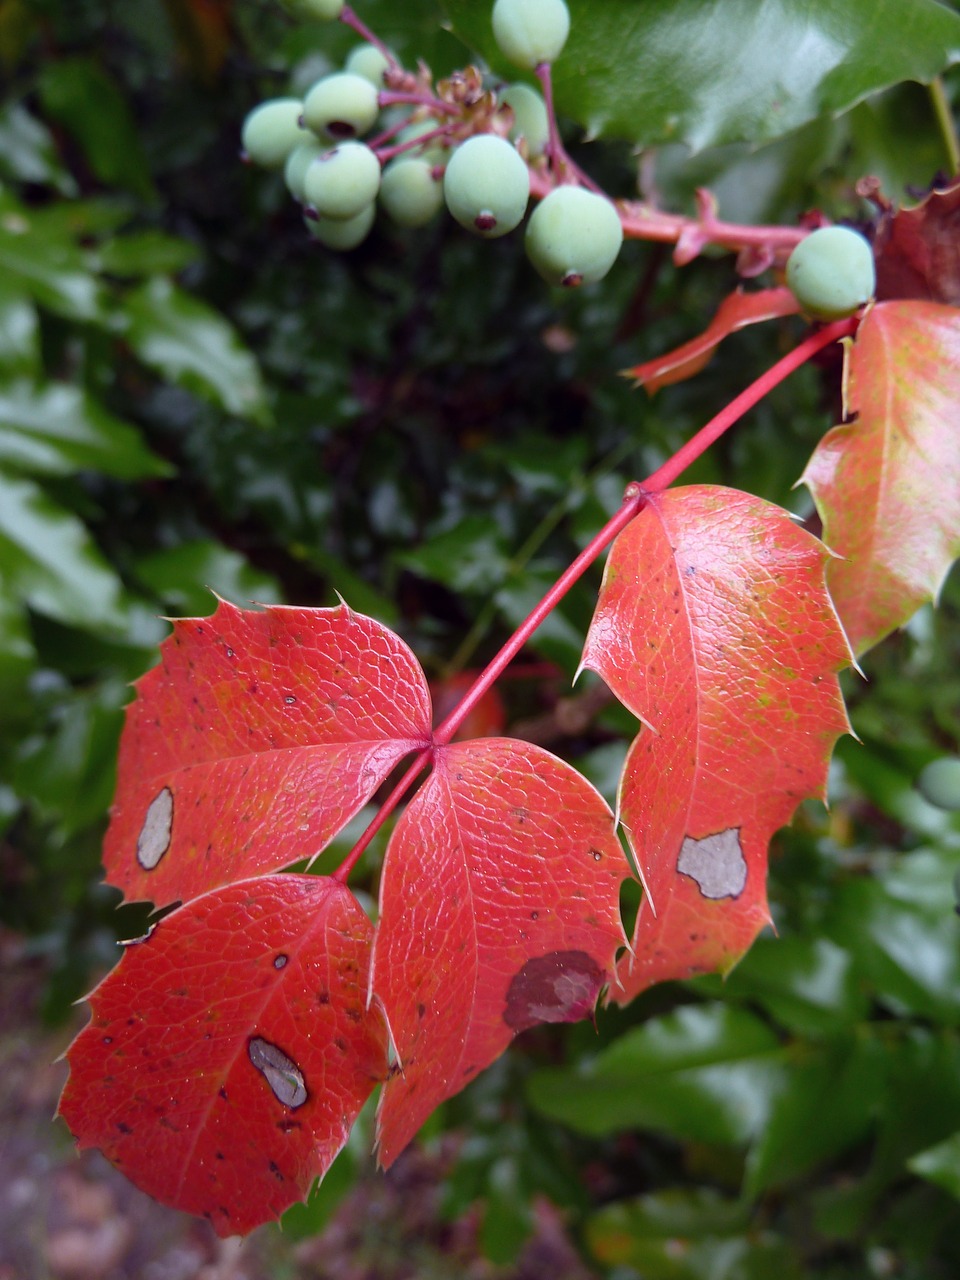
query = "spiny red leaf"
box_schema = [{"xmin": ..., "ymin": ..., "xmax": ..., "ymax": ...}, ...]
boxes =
[
  {"xmin": 802, "ymin": 300, "xmax": 960, "ymax": 656},
  {"xmin": 581, "ymin": 486, "xmax": 851, "ymax": 1002},
  {"xmin": 105, "ymin": 598, "xmax": 432, "ymax": 907},
  {"xmin": 873, "ymin": 179, "xmax": 960, "ymax": 306},
  {"xmin": 371, "ymin": 738, "xmax": 628, "ymax": 1168},
  {"xmin": 624, "ymin": 287, "xmax": 800, "ymax": 393},
  {"xmin": 57, "ymin": 875, "xmax": 388, "ymax": 1237}
]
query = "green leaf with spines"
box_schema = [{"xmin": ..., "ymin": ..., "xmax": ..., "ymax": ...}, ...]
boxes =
[{"xmin": 442, "ymin": 0, "xmax": 960, "ymax": 151}]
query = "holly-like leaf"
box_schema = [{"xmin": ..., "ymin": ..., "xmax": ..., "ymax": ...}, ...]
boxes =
[
  {"xmin": 58, "ymin": 875, "xmax": 389, "ymax": 1237},
  {"xmin": 624, "ymin": 288, "xmax": 801, "ymax": 394},
  {"xmin": 873, "ymin": 179, "xmax": 960, "ymax": 306},
  {"xmin": 443, "ymin": 0, "xmax": 960, "ymax": 151},
  {"xmin": 104, "ymin": 599, "xmax": 432, "ymax": 908},
  {"xmin": 581, "ymin": 486, "xmax": 851, "ymax": 1002},
  {"xmin": 802, "ymin": 300, "xmax": 960, "ymax": 655},
  {"xmin": 372, "ymin": 738, "xmax": 628, "ymax": 1167}
]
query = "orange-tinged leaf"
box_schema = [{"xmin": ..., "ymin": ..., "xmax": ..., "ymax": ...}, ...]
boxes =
[
  {"xmin": 802, "ymin": 300, "xmax": 960, "ymax": 655},
  {"xmin": 105, "ymin": 598, "xmax": 432, "ymax": 908},
  {"xmin": 624, "ymin": 287, "xmax": 801, "ymax": 393},
  {"xmin": 372, "ymin": 738, "xmax": 628, "ymax": 1167},
  {"xmin": 57, "ymin": 875, "xmax": 388, "ymax": 1237},
  {"xmin": 581, "ymin": 486, "xmax": 851, "ymax": 1002}
]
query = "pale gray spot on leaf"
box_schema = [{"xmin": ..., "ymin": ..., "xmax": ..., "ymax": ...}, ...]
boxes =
[
  {"xmin": 136, "ymin": 787, "xmax": 174, "ymax": 870},
  {"xmin": 677, "ymin": 828, "xmax": 747, "ymax": 900},
  {"xmin": 248, "ymin": 1037, "xmax": 308, "ymax": 1108}
]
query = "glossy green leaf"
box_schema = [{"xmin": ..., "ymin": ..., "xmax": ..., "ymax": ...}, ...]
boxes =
[
  {"xmin": 909, "ymin": 1130, "xmax": 960, "ymax": 1201},
  {"xmin": 97, "ymin": 231, "xmax": 201, "ymax": 278},
  {"xmin": 0, "ymin": 101, "xmax": 75, "ymax": 193},
  {"xmin": 0, "ymin": 280, "xmax": 40, "ymax": 375},
  {"xmin": 720, "ymin": 935, "xmax": 869, "ymax": 1036},
  {"xmin": 13, "ymin": 680, "xmax": 126, "ymax": 836},
  {"xmin": 443, "ymin": 0, "xmax": 960, "ymax": 150},
  {"xmin": 587, "ymin": 1190, "xmax": 803, "ymax": 1279},
  {"xmin": 0, "ymin": 473, "xmax": 124, "ymax": 630},
  {"xmin": 395, "ymin": 514, "xmax": 511, "ymax": 595},
  {"xmin": 38, "ymin": 58, "xmax": 155, "ymax": 200},
  {"xmin": 527, "ymin": 1003, "xmax": 783, "ymax": 1144},
  {"xmin": 0, "ymin": 208, "xmax": 103, "ymax": 321},
  {"xmin": 828, "ymin": 848, "xmax": 960, "ymax": 1024},
  {"xmin": 744, "ymin": 1033, "xmax": 886, "ymax": 1195},
  {"xmin": 0, "ymin": 381, "xmax": 171, "ymax": 478},
  {"xmin": 119, "ymin": 278, "xmax": 271, "ymax": 425},
  {"xmin": 133, "ymin": 539, "xmax": 283, "ymax": 615},
  {"xmin": 0, "ymin": 592, "xmax": 35, "ymax": 709}
]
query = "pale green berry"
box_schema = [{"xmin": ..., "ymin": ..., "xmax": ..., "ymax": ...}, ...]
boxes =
[
  {"xmin": 443, "ymin": 134, "xmax": 529, "ymax": 238},
  {"xmin": 396, "ymin": 117, "xmax": 449, "ymax": 165},
  {"xmin": 241, "ymin": 98, "xmax": 308, "ymax": 168},
  {"xmin": 283, "ymin": 0, "xmax": 344, "ymax": 17},
  {"xmin": 303, "ymin": 141, "xmax": 381, "ymax": 220},
  {"xmin": 492, "ymin": 0, "xmax": 570, "ymax": 68},
  {"xmin": 380, "ymin": 158, "xmax": 443, "ymax": 227},
  {"xmin": 284, "ymin": 140, "xmax": 324, "ymax": 202},
  {"xmin": 345, "ymin": 43, "xmax": 391, "ymax": 87},
  {"xmin": 306, "ymin": 203, "xmax": 376, "ymax": 250},
  {"xmin": 302, "ymin": 72, "xmax": 380, "ymax": 139},
  {"xmin": 525, "ymin": 185, "xmax": 623, "ymax": 286},
  {"xmin": 785, "ymin": 226, "xmax": 876, "ymax": 320},
  {"xmin": 918, "ymin": 757, "xmax": 960, "ymax": 811},
  {"xmin": 501, "ymin": 83, "xmax": 549, "ymax": 155}
]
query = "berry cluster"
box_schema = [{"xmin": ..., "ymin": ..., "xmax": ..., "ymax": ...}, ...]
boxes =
[
  {"xmin": 242, "ymin": 0, "xmax": 624, "ymax": 284},
  {"xmin": 244, "ymin": 0, "xmax": 876, "ymax": 317}
]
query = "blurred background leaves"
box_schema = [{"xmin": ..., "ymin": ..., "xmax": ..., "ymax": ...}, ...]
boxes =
[{"xmin": 1, "ymin": 1, "xmax": 959, "ymax": 1276}]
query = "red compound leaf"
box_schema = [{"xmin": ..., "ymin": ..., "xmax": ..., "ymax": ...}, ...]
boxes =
[
  {"xmin": 581, "ymin": 486, "xmax": 851, "ymax": 1003},
  {"xmin": 58, "ymin": 875, "xmax": 389, "ymax": 1237},
  {"xmin": 624, "ymin": 287, "xmax": 800, "ymax": 393},
  {"xmin": 802, "ymin": 300, "xmax": 960, "ymax": 656},
  {"xmin": 371, "ymin": 738, "xmax": 628, "ymax": 1168},
  {"xmin": 105, "ymin": 598, "xmax": 432, "ymax": 908}
]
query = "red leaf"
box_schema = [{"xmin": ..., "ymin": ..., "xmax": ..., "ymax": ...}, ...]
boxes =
[
  {"xmin": 802, "ymin": 300, "xmax": 960, "ymax": 655},
  {"xmin": 873, "ymin": 179, "xmax": 960, "ymax": 307},
  {"xmin": 105, "ymin": 599, "xmax": 432, "ymax": 907},
  {"xmin": 581, "ymin": 486, "xmax": 851, "ymax": 1001},
  {"xmin": 624, "ymin": 287, "xmax": 800, "ymax": 393},
  {"xmin": 57, "ymin": 875, "xmax": 388, "ymax": 1237},
  {"xmin": 371, "ymin": 738, "xmax": 628, "ymax": 1167}
]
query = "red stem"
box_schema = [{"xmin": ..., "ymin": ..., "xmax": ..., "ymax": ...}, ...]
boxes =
[
  {"xmin": 340, "ymin": 5, "xmax": 401, "ymax": 68},
  {"xmin": 432, "ymin": 486, "xmax": 648, "ymax": 746},
  {"xmin": 378, "ymin": 90, "xmax": 459, "ymax": 116},
  {"xmin": 333, "ymin": 748, "xmax": 432, "ymax": 883},
  {"xmin": 642, "ymin": 316, "xmax": 858, "ymax": 492}
]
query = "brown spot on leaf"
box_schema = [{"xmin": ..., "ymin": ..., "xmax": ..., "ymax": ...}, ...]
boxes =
[
  {"xmin": 136, "ymin": 787, "xmax": 173, "ymax": 870},
  {"xmin": 503, "ymin": 950, "xmax": 605, "ymax": 1033}
]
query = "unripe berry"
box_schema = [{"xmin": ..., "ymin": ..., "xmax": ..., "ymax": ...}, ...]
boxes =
[
  {"xmin": 525, "ymin": 185, "xmax": 623, "ymax": 286},
  {"xmin": 380, "ymin": 158, "xmax": 444, "ymax": 228},
  {"xmin": 302, "ymin": 72, "xmax": 380, "ymax": 140},
  {"xmin": 492, "ymin": 0, "xmax": 570, "ymax": 68},
  {"xmin": 285, "ymin": 0, "xmax": 344, "ymax": 17},
  {"xmin": 396, "ymin": 118, "xmax": 449, "ymax": 165},
  {"xmin": 241, "ymin": 98, "xmax": 308, "ymax": 168},
  {"xmin": 501, "ymin": 83, "xmax": 549, "ymax": 155},
  {"xmin": 443, "ymin": 134, "xmax": 530, "ymax": 238},
  {"xmin": 345, "ymin": 43, "xmax": 391, "ymax": 87},
  {"xmin": 303, "ymin": 142, "xmax": 381, "ymax": 220},
  {"xmin": 785, "ymin": 226, "xmax": 876, "ymax": 320},
  {"xmin": 918, "ymin": 757, "xmax": 960, "ymax": 811},
  {"xmin": 284, "ymin": 140, "xmax": 324, "ymax": 202},
  {"xmin": 306, "ymin": 202, "xmax": 376, "ymax": 250}
]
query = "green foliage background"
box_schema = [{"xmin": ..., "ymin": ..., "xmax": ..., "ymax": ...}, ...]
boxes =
[{"xmin": 1, "ymin": 1, "xmax": 959, "ymax": 1275}]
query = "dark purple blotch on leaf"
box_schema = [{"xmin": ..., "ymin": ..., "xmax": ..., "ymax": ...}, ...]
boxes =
[{"xmin": 503, "ymin": 950, "xmax": 605, "ymax": 1033}]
